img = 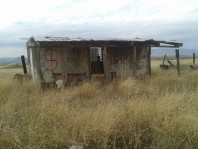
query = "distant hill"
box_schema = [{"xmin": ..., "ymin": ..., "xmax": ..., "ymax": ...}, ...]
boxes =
[
  {"xmin": 0, "ymin": 48, "xmax": 197, "ymax": 63},
  {"xmin": 151, "ymin": 48, "xmax": 198, "ymax": 57},
  {"xmin": 0, "ymin": 63, "xmax": 22, "ymax": 69},
  {"xmin": 0, "ymin": 57, "xmax": 28, "ymax": 64},
  {"xmin": 0, "ymin": 57, "xmax": 16, "ymax": 64}
]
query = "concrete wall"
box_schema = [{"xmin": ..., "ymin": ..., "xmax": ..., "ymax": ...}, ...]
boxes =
[
  {"xmin": 39, "ymin": 47, "xmax": 90, "ymax": 82},
  {"xmin": 103, "ymin": 46, "xmax": 149, "ymax": 81},
  {"xmin": 135, "ymin": 47, "xmax": 149, "ymax": 76},
  {"xmin": 27, "ymin": 39, "xmax": 149, "ymax": 83},
  {"xmin": 28, "ymin": 47, "xmax": 41, "ymax": 83},
  {"xmin": 26, "ymin": 39, "xmax": 42, "ymax": 83}
]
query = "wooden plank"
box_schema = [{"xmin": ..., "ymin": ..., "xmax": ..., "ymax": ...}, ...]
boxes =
[
  {"xmin": 162, "ymin": 54, "xmax": 166, "ymax": 65},
  {"xmin": 148, "ymin": 47, "xmax": 151, "ymax": 75},
  {"xmin": 176, "ymin": 49, "xmax": 180, "ymax": 76},
  {"xmin": 167, "ymin": 59, "xmax": 175, "ymax": 67}
]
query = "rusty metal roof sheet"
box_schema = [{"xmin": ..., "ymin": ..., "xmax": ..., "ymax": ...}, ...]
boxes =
[
  {"xmin": 33, "ymin": 36, "xmax": 83, "ymax": 41},
  {"xmin": 33, "ymin": 36, "xmax": 156, "ymax": 42},
  {"xmin": 29, "ymin": 36, "xmax": 183, "ymax": 48}
]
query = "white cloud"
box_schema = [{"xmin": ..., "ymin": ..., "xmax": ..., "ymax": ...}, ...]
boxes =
[
  {"xmin": 0, "ymin": 0, "xmax": 197, "ymax": 26},
  {"xmin": 0, "ymin": 0, "xmax": 198, "ymax": 57}
]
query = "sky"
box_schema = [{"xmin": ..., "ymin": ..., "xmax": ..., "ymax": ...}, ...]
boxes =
[{"xmin": 0, "ymin": 0, "xmax": 198, "ymax": 57}]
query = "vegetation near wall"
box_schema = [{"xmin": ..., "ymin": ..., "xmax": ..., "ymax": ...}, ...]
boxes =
[{"xmin": 0, "ymin": 61, "xmax": 198, "ymax": 149}]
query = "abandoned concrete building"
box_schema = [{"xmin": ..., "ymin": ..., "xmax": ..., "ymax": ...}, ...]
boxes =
[{"xmin": 26, "ymin": 37, "xmax": 182, "ymax": 85}]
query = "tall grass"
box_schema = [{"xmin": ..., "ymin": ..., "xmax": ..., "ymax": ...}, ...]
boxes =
[{"xmin": 0, "ymin": 65, "xmax": 198, "ymax": 148}]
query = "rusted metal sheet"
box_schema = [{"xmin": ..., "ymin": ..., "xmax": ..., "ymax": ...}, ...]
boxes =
[{"xmin": 29, "ymin": 37, "xmax": 183, "ymax": 48}]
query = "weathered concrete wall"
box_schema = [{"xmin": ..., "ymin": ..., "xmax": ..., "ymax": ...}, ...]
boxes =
[
  {"xmin": 27, "ymin": 47, "xmax": 31, "ymax": 74},
  {"xmin": 26, "ymin": 39, "xmax": 42, "ymax": 83},
  {"xmin": 103, "ymin": 46, "xmax": 149, "ymax": 81},
  {"xmin": 28, "ymin": 47, "xmax": 41, "ymax": 83},
  {"xmin": 28, "ymin": 40, "xmax": 149, "ymax": 83},
  {"xmin": 103, "ymin": 47, "xmax": 133, "ymax": 81},
  {"xmin": 39, "ymin": 47, "xmax": 90, "ymax": 82},
  {"xmin": 135, "ymin": 47, "xmax": 149, "ymax": 76}
]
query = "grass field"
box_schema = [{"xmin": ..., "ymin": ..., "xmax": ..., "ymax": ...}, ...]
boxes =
[{"xmin": 0, "ymin": 60, "xmax": 198, "ymax": 149}]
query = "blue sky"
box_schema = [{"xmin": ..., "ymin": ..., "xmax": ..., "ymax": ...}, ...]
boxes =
[{"xmin": 0, "ymin": 0, "xmax": 198, "ymax": 57}]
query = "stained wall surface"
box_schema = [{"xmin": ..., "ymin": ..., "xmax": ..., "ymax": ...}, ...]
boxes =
[
  {"xmin": 39, "ymin": 47, "xmax": 90, "ymax": 82},
  {"xmin": 28, "ymin": 43, "xmax": 149, "ymax": 83},
  {"xmin": 103, "ymin": 46, "xmax": 149, "ymax": 81},
  {"xmin": 27, "ymin": 47, "xmax": 41, "ymax": 83}
]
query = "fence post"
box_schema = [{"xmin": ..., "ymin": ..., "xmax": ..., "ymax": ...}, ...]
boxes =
[
  {"xmin": 193, "ymin": 53, "xmax": 195, "ymax": 65},
  {"xmin": 21, "ymin": 55, "xmax": 27, "ymax": 74},
  {"xmin": 175, "ymin": 49, "xmax": 180, "ymax": 76}
]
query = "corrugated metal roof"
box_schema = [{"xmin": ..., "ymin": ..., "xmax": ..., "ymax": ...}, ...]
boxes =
[
  {"xmin": 33, "ymin": 36, "xmax": 155, "ymax": 42},
  {"xmin": 33, "ymin": 36, "xmax": 83, "ymax": 41},
  {"xmin": 29, "ymin": 36, "xmax": 183, "ymax": 47}
]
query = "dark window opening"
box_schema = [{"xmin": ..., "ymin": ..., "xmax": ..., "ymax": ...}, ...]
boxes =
[
  {"xmin": 90, "ymin": 47, "xmax": 104, "ymax": 74},
  {"xmin": 90, "ymin": 47, "xmax": 102, "ymax": 62}
]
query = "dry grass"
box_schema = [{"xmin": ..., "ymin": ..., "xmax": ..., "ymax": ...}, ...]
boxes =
[{"xmin": 0, "ymin": 60, "xmax": 198, "ymax": 148}]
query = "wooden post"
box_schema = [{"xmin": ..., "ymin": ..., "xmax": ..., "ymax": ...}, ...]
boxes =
[
  {"xmin": 133, "ymin": 47, "xmax": 136, "ymax": 76},
  {"xmin": 193, "ymin": 53, "xmax": 195, "ymax": 65},
  {"xmin": 88, "ymin": 47, "xmax": 91, "ymax": 77},
  {"xmin": 162, "ymin": 54, "xmax": 166, "ymax": 65},
  {"xmin": 148, "ymin": 47, "xmax": 151, "ymax": 75},
  {"xmin": 21, "ymin": 55, "xmax": 27, "ymax": 74},
  {"xmin": 175, "ymin": 49, "xmax": 180, "ymax": 76}
]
